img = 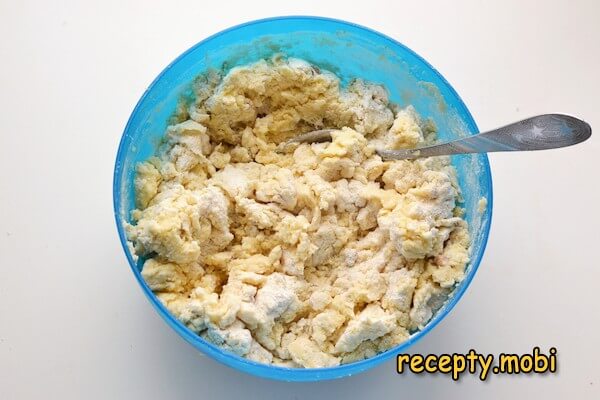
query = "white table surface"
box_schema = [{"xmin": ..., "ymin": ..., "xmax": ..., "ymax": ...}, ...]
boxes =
[{"xmin": 1, "ymin": 0, "xmax": 599, "ymax": 398}]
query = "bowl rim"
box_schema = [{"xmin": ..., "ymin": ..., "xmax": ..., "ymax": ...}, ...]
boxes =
[{"xmin": 113, "ymin": 15, "xmax": 493, "ymax": 381}]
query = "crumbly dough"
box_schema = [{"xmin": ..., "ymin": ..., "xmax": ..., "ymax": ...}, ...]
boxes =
[{"xmin": 126, "ymin": 57, "xmax": 470, "ymax": 368}]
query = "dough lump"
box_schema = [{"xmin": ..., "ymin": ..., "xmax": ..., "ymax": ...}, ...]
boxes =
[{"xmin": 126, "ymin": 57, "xmax": 470, "ymax": 368}]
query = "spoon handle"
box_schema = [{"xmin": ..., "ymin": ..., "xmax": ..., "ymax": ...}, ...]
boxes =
[{"xmin": 378, "ymin": 114, "xmax": 592, "ymax": 160}]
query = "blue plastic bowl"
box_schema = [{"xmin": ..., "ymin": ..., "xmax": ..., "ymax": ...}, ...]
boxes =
[{"xmin": 113, "ymin": 16, "xmax": 493, "ymax": 381}]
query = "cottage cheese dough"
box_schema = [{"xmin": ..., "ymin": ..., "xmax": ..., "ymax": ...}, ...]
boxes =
[{"xmin": 126, "ymin": 57, "xmax": 470, "ymax": 368}]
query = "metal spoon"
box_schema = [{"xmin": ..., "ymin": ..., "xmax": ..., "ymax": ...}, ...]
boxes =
[{"xmin": 284, "ymin": 114, "xmax": 591, "ymax": 160}]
